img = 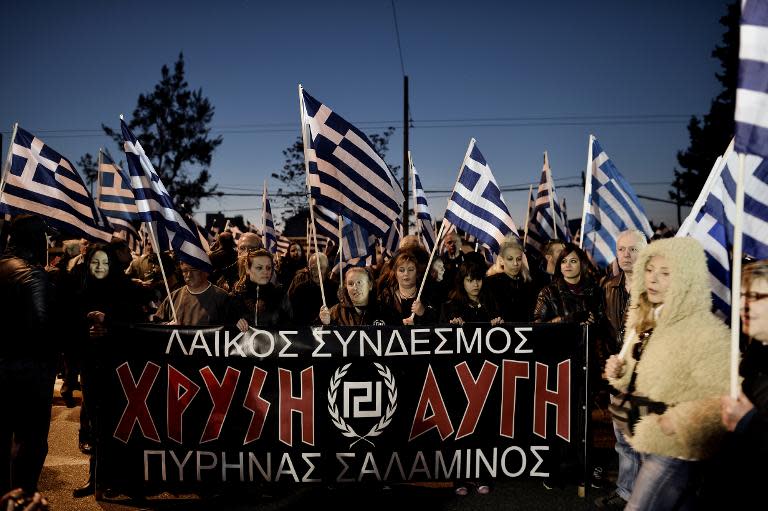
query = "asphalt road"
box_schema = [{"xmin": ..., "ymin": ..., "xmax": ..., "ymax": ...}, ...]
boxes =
[{"xmin": 39, "ymin": 386, "xmax": 616, "ymax": 510}]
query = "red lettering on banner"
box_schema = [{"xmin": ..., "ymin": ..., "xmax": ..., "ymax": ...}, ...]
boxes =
[
  {"xmin": 114, "ymin": 361, "xmax": 161, "ymax": 443},
  {"xmin": 278, "ymin": 367, "xmax": 315, "ymax": 447},
  {"xmin": 199, "ymin": 366, "xmax": 240, "ymax": 443},
  {"xmin": 243, "ymin": 367, "xmax": 270, "ymax": 444},
  {"xmin": 454, "ymin": 361, "xmax": 498, "ymax": 440},
  {"xmin": 167, "ymin": 365, "xmax": 200, "ymax": 444},
  {"xmin": 500, "ymin": 360, "xmax": 529, "ymax": 438},
  {"xmin": 410, "ymin": 365, "xmax": 454, "ymax": 440},
  {"xmin": 533, "ymin": 361, "xmax": 571, "ymax": 441}
]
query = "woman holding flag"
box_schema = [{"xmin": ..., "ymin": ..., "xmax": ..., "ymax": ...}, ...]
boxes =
[{"xmin": 377, "ymin": 249, "xmax": 436, "ymax": 325}]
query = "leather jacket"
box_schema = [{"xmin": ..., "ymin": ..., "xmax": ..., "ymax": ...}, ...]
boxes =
[
  {"xmin": 0, "ymin": 253, "xmax": 54, "ymax": 358},
  {"xmin": 533, "ymin": 277, "xmax": 602, "ymax": 325},
  {"xmin": 601, "ymin": 272, "xmax": 630, "ymax": 356}
]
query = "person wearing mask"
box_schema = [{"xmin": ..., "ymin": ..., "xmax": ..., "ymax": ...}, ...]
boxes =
[
  {"xmin": 486, "ymin": 238, "xmax": 537, "ymax": 322},
  {"xmin": 72, "ymin": 244, "xmax": 146, "ymax": 497},
  {"xmin": 233, "ymin": 249, "xmax": 291, "ymax": 330},
  {"xmin": 0, "ymin": 215, "xmax": 57, "ymax": 495},
  {"xmin": 605, "ymin": 238, "xmax": 729, "ymax": 510},
  {"xmin": 319, "ymin": 267, "xmax": 381, "ymax": 326},
  {"xmin": 288, "ymin": 252, "xmax": 338, "ymax": 326},
  {"xmin": 277, "ymin": 242, "xmax": 306, "ymax": 288},
  {"xmin": 595, "ymin": 230, "xmax": 647, "ymax": 510}
]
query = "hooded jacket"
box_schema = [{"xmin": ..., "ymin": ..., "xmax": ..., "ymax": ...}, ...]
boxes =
[{"xmin": 608, "ymin": 237, "xmax": 729, "ymax": 460}]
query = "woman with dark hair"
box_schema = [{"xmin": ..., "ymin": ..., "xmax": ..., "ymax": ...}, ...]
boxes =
[
  {"xmin": 319, "ymin": 267, "xmax": 382, "ymax": 326},
  {"xmin": 441, "ymin": 261, "xmax": 502, "ymax": 325},
  {"xmin": 72, "ymin": 244, "xmax": 146, "ymax": 497},
  {"xmin": 232, "ymin": 248, "xmax": 291, "ymax": 330},
  {"xmin": 486, "ymin": 238, "xmax": 537, "ymax": 322},
  {"xmin": 277, "ymin": 242, "xmax": 306, "ymax": 288},
  {"xmin": 377, "ymin": 249, "xmax": 436, "ymax": 325},
  {"xmin": 534, "ymin": 242, "xmax": 601, "ymax": 325}
]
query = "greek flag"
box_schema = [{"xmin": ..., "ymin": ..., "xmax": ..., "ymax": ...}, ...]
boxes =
[
  {"xmin": 0, "ymin": 126, "xmax": 113, "ymax": 241},
  {"xmin": 581, "ymin": 137, "xmax": 653, "ymax": 268},
  {"xmin": 277, "ymin": 234, "xmax": 291, "ymax": 256},
  {"xmin": 678, "ymin": 140, "xmax": 768, "ymax": 319},
  {"xmin": 736, "ymin": 1, "xmax": 768, "ymax": 157},
  {"xmin": 444, "ymin": 139, "xmax": 518, "ymax": 255},
  {"xmin": 411, "ymin": 160, "xmax": 436, "ymax": 252},
  {"xmin": 313, "ymin": 203, "xmax": 374, "ymax": 261},
  {"xmin": 382, "ymin": 218, "xmax": 402, "ymax": 257},
  {"xmin": 121, "ymin": 119, "xmax": 212, "ymax": 272},
  {"xmin": 300, "ymin": 87, "xmax": 404, "ymax": 238},
  {"xmin": 525, "ymin": 151, "xmax": 570, "ymax": 256},
  {"xmin": 262, "ymin": 183, "xmax": 277, "ymax": 254},
  {"xmin": 97, "ymin": 149, "xmax": 143, "ymax": 251}
]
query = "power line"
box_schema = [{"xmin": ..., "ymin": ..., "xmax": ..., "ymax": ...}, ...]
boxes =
[{"xmin": 390, "ymin": 0, "xmax": 406, "ymax": 76}]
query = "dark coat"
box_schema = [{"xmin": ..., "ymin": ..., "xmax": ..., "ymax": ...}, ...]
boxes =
[
  {"xmin": 533, "ymin": 278, "xmax": 602, "ymax": 325},
  {"xmin": 439, "ymin": 296, "xmax": 499, "ymax": 324},
  {"xmin": 485, "ymin": 273, "xmax": 537, "ymax": 322},
  {"xmin": 233, "ymin": 281, "xmax": 291, "ymax": 329}
]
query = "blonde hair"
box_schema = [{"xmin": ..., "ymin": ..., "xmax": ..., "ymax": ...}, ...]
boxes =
[{"xmin": 496, "ymin": 238, "xmax": 531, "ymax": 282}]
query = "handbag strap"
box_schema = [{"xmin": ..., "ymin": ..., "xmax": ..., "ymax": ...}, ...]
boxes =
[{"xmin": 626, "ymin": 329, "xmax": 653, "ymax": 394}]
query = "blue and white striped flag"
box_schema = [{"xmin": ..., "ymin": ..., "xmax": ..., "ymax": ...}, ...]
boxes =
[
  {"xmin": 525, "ymin": 151, "xmax": 570, "ymax": 256},
  {"xmin": 313, "ymin": 203, "xmax": 374, "ymax": 261},
  {"xmin": 411, "ymin": 160, "xmax": 436, "ymax": 252},
  {"xmin": 581, "ymin": 137, "xmax": 653, "ymax": 268},
  {"xmin": 444, "ymin": 139, "xmax": 518, "ymax": 255},
  {"xmin": 300, "ymin": 87, "xmax": 404, "ymax": 238},
  {"xmin": 382, "ymin": 218, "xmax": 402, "ymax": 258},
  {"xmin": 0, "ymin": 126, "xmax": 113, "ymax": 241},
  {"xmin": 678, "ymin": 141, "xmax": 768, "ymax": 319},
  {"xmin": 121, "ymin": 119, "xmax": 212, "ymax": 272},
  {"xmin": 97, "ymin": 149, "xmax": 143, "ymax": 252},
  {"xmin": 277, "ymin": 234, "xmax": 291, "ymax": 256},
  {"xmin": 262, "ymin": 183, "xmax": 277, "ymax": 254},
  {"xmin": 736, "ymin": 1, "xmax": 768, "ymax": 158}
]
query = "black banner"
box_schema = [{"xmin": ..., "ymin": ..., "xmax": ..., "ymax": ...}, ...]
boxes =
[{"xmin": 95, "ymin": 323, "xmax": 589, "ymax": 491}]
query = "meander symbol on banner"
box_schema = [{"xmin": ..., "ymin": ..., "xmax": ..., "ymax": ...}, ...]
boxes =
[{"xmin": 327, "ymin": 363, "xmax": 397, "ymax": 447}]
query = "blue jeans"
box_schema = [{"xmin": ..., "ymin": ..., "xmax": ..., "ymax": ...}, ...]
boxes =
[
  {"xmin": 614, "ymin": 421, "xmax": 641, "ymax": 500},
  {"xmin": 626, "ymin": 454, "xmax": 702, "ymax": 511}
]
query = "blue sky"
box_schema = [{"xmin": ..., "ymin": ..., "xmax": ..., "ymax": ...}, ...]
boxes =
[{"xmin": 0, "ymin": 0, "xmax": 732, "ymax": 231}]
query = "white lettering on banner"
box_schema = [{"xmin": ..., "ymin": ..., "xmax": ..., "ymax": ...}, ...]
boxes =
[
  {"xmin": 143, "ymin": 448, "xmax": 551, "ymax": 483},
  {"xmin": 164, "ymin": 326, "xmax": 545, "ymax": 358}
]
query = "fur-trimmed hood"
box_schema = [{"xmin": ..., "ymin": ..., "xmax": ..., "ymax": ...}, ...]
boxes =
[
  {"xmin": 610, "ymin": 237, "xmax": 730, "ymax": 460},
  {"xmin": 626, "ymin": 237, "xmax": 712, "ymax": 330}
]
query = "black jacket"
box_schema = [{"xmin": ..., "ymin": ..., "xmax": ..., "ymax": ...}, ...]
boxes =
[
  {"xmin": 0, "ymin": 253, "xmax": 54, "ymax": 358},
  {"xmin": 533, "ymin": 278, "xmax": 602, "ymax": 325},
  {"xmin": 485, "ymin": 273, "xmax": 537, "ymax": 322},
  {"xmin": 600, "ymin": 271, "xmax": 630, "ymax": 357}
]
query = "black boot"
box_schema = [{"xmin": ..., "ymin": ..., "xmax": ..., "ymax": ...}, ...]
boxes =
[{"xmin": 73, "ymin": 479, "xmax": 94, "ymax": 498}]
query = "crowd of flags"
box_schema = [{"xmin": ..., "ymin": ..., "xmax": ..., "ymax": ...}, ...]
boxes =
[{"xmin": 2, "ymin": 6, "xmax": 768, "ymax": 328}]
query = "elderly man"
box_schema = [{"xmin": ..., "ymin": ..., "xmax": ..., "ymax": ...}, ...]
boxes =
[
  {"xmin": 0, "ymin": 215, "xmax": 56, "ymax": 494},
  {"xmin": 594, "ymin": 229, "xmax": 647, "ymax": 510},
  {"xmin": 154, "ymin": 261, "xmax": 237, "ymax": 326}
]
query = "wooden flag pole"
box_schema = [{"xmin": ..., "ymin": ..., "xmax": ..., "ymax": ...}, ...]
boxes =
[
  {"xmin": 145, "ymin": 221, "xmax": 179, "ymax": 325},
  {"xmin": 338, "ymin": 214, "xmax": 344, "ymax": 284},
  {"xmin": 297, "ymin": 84, "xmax": 326, "ymax": 308},
  {"xmin": 579, "ymin": 135, "xmax": 594, "ymax": 250},
  {"xmin": 730, "ymin": 152, "xmax": 747, "ymax": 398}
]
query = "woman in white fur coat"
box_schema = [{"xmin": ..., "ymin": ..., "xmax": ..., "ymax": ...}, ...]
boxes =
[{"xmin": 605, "ymin": 237, "xmax": 729, "ymax": 510}]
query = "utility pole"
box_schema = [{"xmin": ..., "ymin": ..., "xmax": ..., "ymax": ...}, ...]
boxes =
[{"xmin": 402, "ymin": 75, "xmax": 409, "ymax": 235}]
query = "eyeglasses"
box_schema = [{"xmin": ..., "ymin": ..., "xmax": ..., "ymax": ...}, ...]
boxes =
[{"xmin": 741, "ymin": 291, "xmax": 768, "ymax": 302}]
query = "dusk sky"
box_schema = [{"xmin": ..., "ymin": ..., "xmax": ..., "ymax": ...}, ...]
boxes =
[{"xmin": 0, "ymin": 0, "xmax": 733, "ymax": 232}]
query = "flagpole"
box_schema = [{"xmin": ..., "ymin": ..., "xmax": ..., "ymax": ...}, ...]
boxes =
[
  {"xmin": 0, "ymin": 123, "xmax": 19, "ymax": 208},
  {"xmin": 523, "ymin": 184, "xmax": 533, "ymax": 247},
  {"xmin": 338, "ymin": 214, "xmax": 344, "ymax": 282},
  {"xmin": 145, "ymin": 221, "xmax": 179, "ymax": 325},
  {"xmin": 730, "ymin": 153, "xmax": 747, "ymax": 398},
  {"xmin": 545, "ymin": 151, "xmax": 557, "ymax": 239},
  {"xmin": 262, "ymin": 180, "xmax": 267, "ymax": 249},
  {"xmin": 411, "ymin": 138, "xmax": 475, "ymax": 315},
  {"xmin": 409, "ymin": 151, "xmax": 417, "ymax": 241},
  {"xmin": 96, "ymin": 148, "xmax": 104, "ymax": 211},
  {"xmin": 579, "ymin": 135, "xmax": 594, "ymax": 249},
  {"xmin": 298, "ymin": 84, "xmax": 327, "ymax": 308}
]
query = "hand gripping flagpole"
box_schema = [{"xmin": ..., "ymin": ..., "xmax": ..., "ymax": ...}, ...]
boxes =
[
  {"xmin": 297, "ymin": 84, "xmax": 327, "ymax": 308},
  {"xmin": 730, "ymin": 152, "xmax": 746, "ymax": 398},
  {"xmin": 409, "ymin": 139, "xmax": 476, "ymax": 321}
]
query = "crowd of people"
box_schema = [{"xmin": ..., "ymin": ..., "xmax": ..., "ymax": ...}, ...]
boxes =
[{"xmin": 0, "ymin": 213, "xmax": 765, "ymax": 510}]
